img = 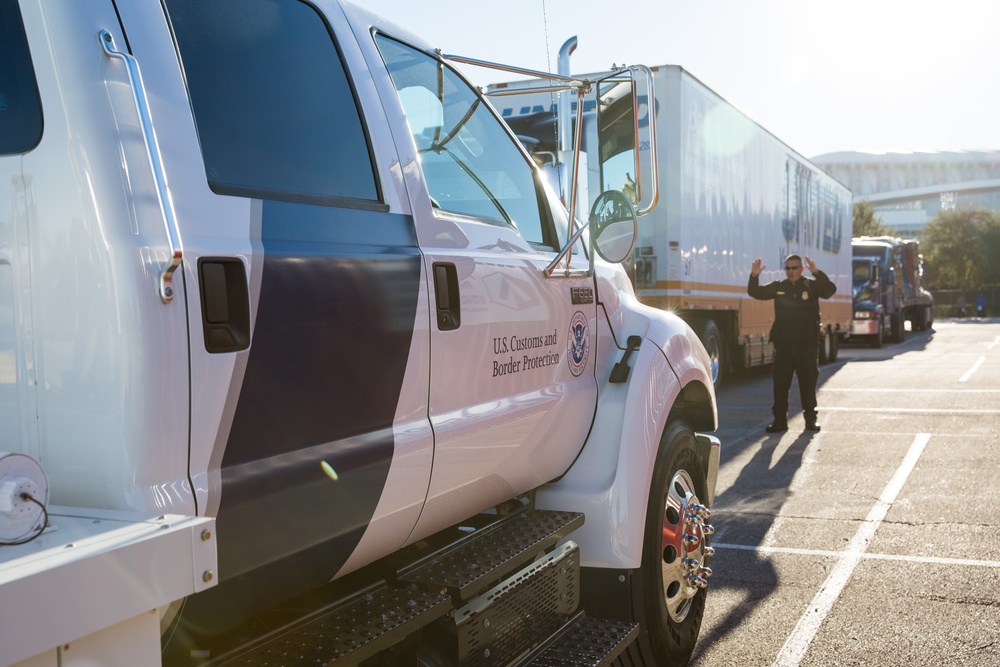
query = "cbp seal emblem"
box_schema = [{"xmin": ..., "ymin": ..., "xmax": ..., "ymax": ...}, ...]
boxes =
[{"xmin": 568, "ymin": 311, "xmax": 590, "ymax": 377}]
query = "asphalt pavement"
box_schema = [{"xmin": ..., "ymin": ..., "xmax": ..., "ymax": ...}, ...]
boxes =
[{"xmin": 690, "ymin": 318, "xmax": 1000, "ymax": 667}]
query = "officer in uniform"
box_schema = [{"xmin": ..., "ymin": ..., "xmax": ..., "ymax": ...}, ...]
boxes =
[{"xmin": 748, "ymin": 254, "xmax": 836, "ymax": 432}]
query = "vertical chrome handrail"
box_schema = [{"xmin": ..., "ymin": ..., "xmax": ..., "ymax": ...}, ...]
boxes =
[
  {"xmin": 633, "ymin": 64, "xmax": 659, "ymax": 217},
  {"xmin": 99, "ymin": 29, "xmax": 182, "ymax": 304}
]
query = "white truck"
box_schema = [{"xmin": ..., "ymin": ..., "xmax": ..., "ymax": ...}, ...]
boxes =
[
  {"xmin": 0, "ymin": 2, "xmax": 720, "ymax": 666},
  {"xmin": 490, "ymin": 64, "xmax": 853, "ymax": 383}
]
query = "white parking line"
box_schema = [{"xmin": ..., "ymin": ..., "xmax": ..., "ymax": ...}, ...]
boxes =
[
  {"xmin": 959, "ymin": 356, "xmax": 986, "ymax": 382},
  {"xmin": 989, "ymin": 336, "xmax": 1000, "ymax": 350},
  {"xmin": 713, "ymin": 543, "xmax": 1000, "ymax": 570},
  {"xmin": 721, "ymin": 405, "xmax": 1000, "ymax": 415},
  {"xmin": 818, "ymin": 388, "xmax": 1000, "ymax": 393},
  {"xmin": 820, "ymin": 406, "xmax": 1000, "ymax": 415},
  {"xmin": 770, "ymin": 433, "xmax": 931, "ymax": 667}
]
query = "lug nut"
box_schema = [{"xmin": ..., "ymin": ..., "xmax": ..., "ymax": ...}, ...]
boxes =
[{"xmin": 684, "ymin": 573, "xmax": 708, "ymax": 588}]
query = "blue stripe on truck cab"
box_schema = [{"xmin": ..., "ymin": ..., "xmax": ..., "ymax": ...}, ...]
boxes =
[{"xmin": 178, "ymin": 200, "xmax": 422, "ymax": 634}]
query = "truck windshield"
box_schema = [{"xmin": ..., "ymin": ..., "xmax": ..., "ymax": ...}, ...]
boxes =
[
  {"xmin": 853, "ymin": 262, "xmax": 872, "ymax": 286},
  {"xmin": 375, "ymin": 35, "xmax": 547, "ymax": 246}
]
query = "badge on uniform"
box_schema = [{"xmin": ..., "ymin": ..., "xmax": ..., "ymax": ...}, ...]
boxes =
[{"xmin": 802, "ymin": 292, "xmax": 810, "ymax": 300}]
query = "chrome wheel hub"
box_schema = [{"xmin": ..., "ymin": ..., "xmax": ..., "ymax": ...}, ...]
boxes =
[
  {"xmin": 661, "ymin": 469, "xmax": 714, "ymax": 623},
  {"xmin": 706, "ymin": 340, "xmax": 721, "ymax": 383}
]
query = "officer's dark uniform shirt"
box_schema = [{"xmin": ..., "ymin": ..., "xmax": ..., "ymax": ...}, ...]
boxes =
[{"xmin": 747, "ymin": 271, "xmax": 836, "ymax": 344}]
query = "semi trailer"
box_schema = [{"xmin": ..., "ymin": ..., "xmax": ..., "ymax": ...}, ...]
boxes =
[{"xmin": 489, "ymin": 63, "xmax": 853, "ymax": 383}]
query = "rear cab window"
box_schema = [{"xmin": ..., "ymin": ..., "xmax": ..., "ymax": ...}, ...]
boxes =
[
  {"xmin": 164, "ymin": 0, "xmax": 381, "ymax": 208},
  {"xmin": 0, "ymin": 0, "xmax": 43, "ymax": 155}
]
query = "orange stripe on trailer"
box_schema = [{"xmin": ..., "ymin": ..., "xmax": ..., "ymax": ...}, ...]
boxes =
[{"xmin": 638, "ymin": 281, "xmax": 851, "ymax": 303}]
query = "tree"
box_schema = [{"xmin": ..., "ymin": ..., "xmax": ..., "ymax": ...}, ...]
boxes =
[
  {"xmin": 921, "ymin": 208, "xmax": 1000, "ymax": 289},
  {"xmin": 979, "ymin": 214, "xmax": 1000, "ymax": 287},
  {"xmin": 852, "ymin": 200, "xmax": 893, "ymax": 238}
]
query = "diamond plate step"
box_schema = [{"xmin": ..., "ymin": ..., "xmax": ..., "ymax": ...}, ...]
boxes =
[
  {"xmin": 399, "ymin": 509, "xmax": 584, "ymax": 600},
  {"xmin": 211, "ymin": 583, "xmax": 450, "ymax": 666},
  {"xmin": 453, "ymin": 541, "xmax": 580, "ymax": 666},
  {"xmin": 516, "ymin": 614, "xmax": 639, "ymax": 667}
]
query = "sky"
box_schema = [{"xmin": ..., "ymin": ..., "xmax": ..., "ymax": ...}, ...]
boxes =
[{"xmin": 358, "ymin": 0, "xmax": 1000, "ymax": 160}]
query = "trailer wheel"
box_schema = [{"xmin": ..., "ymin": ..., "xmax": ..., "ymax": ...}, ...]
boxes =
[
  {"xmin": 818, "ymin": 327, "xmax": 833, "ymax": 364},
  {"xmin": 700, "ymin": 320, "xmax": 724, "ymax": 385},
  {"xmin": 829, "ymin": 328, "xmax": 839, "ymax": 362},
  {"xmin": 892, "ymin": 313, "xmax": 906, "ymax": 343},
  {"xmin": 616, "ymin": 421, "xmax": 712, "ymax": 667}
]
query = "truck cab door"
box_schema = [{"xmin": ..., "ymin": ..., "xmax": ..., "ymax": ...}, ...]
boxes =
[
  {"xmin": 109, "ymin": 0, "xmax": 436, "ymax": 629},
  {"xmin": 372, "ymin": 35, "xmax": 599, "ymax": 538}
]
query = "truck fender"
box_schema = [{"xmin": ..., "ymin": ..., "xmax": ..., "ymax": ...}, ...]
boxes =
[{"xmin": 536, "ymin": 307, "xmax": 718, "ymax": 569}]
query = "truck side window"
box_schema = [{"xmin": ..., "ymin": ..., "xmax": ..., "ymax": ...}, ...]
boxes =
[
  {"xmin": 0, "ymin": 0, "xmax": 43, "ymax": 155},
  {"xmin": 374, "ymin": 35, "xmax": 549, "ymax": 246},
  {"xmin": 165, "ymin": 0, "xmax": 379, "ymax": 206}
]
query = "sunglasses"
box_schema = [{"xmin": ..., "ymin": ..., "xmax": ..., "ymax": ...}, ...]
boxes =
[{"xmin": 784, "ymin": 265, "xmax": 802, "ymax": 271}]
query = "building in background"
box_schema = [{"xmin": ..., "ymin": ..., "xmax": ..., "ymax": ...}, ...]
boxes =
[{"xmin": 812, "ymin": 150, "xmax": 1000, "ymax": 237}]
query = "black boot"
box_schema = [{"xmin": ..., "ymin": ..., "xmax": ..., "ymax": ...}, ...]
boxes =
[{"xmin": 805, "ymin": 412, "xmax": 820, "ymax": 432}]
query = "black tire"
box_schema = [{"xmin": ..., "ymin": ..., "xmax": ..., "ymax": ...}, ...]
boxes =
[
  {"xmin": 700, "ymin": 320, "xmax": 724, "ymax": 386},
  {"xmin": 829, "ymin": 328, "xmax": 839, "ymax": 362},
  {"xmin": 614, "ymin": 421, "xmax": 712, "ymax": 667},
  {"xmin": 818, "ymin": 327, "xmax": 832, "ymax": 365},
  {"xmin": 870, "ymin": 320, "xmax": 883, "ymax": 348},
  {"xmin": 891, "ymin": 313, "xmax": 906, "ymax": 343}
]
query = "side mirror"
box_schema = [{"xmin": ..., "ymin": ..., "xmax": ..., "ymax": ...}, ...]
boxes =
[
  {"xmin": 590, "ymin": 189, "xmax": 637, "ymax": 264},
  {"xmin": 595, "ymin": 66, "xmax": 658, "ymax": 216}
]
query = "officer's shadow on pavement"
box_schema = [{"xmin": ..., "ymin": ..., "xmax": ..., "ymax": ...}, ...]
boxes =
[{"xmin": 689, "ymin": 430, "xmax": 813, "ymax": 662}]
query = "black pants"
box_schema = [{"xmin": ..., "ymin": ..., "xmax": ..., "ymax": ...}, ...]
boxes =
[{"xmin": 772, "ymin": 342, "xmax": 818, "ymax": 423}]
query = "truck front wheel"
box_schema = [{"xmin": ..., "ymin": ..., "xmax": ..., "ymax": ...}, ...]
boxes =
[
  {"xmin": 617, "ymin": 421, "xmax": 713, "ymax": 666},
  {"xmin": 870, "ymin": 320, "xmax": 883, "ymax": 348}
]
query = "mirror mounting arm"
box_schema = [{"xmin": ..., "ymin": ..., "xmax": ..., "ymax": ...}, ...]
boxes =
[{"xmin": 545, "ymin": 86, "xmax": 590, "ymax": 277}]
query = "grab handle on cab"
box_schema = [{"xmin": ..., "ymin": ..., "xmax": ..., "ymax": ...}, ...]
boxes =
[{"xmin": 100, "ymin": 29, "xmax": 183, "ymax": 304}]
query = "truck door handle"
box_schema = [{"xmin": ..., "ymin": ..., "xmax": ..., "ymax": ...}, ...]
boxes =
[
  {"xmin": 198, "ymin": 258, "xmax": 251, "ymax": 352},
  {"xmin": 433, "ymin": 262, "xmax": 460, "ymax": 331}
]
